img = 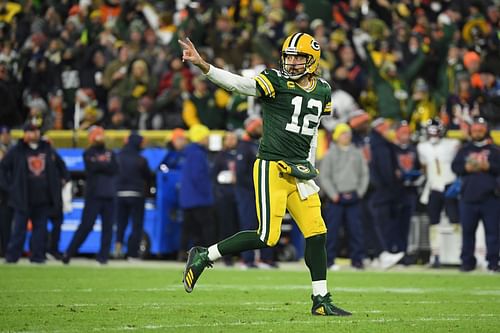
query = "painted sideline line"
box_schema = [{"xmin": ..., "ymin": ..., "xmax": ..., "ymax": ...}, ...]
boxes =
[
  {"xmin": 1, "ymin": 285, "xmax": 500, "ymax": 295},
  {"xmin": 2, "ymin": 259, "xmax": 496, "ymax": 275},
  {"xmin": 3, "ymin": 299, "xmax": 500, "ymax": 309}
]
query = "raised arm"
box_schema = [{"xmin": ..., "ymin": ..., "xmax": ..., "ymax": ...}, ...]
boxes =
[{"xmin": 179, "ymin": 38, "xmax": 259, "ymax": 97}]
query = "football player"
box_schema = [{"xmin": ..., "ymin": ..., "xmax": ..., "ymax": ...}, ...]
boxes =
[
  {"xmin": 417, "ymin": 119, "xmax": 461, "ymax": 268},
  {"xmin": 179, "ymin": 33, "xmax": 351, "ymax": 316}
]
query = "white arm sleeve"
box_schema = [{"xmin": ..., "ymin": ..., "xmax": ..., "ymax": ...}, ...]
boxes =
[
  {"xmin": 205, "ymin": 65, "xmax": 259, "ymax": 97},
  {"xmin": 307, "ymin": 128, "xmax": 318, "ymax": 166}
]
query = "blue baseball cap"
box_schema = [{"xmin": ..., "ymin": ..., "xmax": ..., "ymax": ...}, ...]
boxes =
[{"xmin": 0, "ymin": 125, "xmax": 9, "ymax": 134}]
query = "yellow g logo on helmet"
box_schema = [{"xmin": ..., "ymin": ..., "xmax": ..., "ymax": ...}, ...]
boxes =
[
  {"xmin": 311, "ymin": 40, "xmax": 320, "ymax": 51},
  {"xmin": 281, "ymin": 33, "xmax": 321, "ymax": 79}
]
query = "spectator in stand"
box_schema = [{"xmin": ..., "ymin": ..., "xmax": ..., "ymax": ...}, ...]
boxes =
[
  {"xmin": 445, "ymin": 73, "xmax": 478, "ymax": 130},
  {"xmin": 125, "ymin": 19, "xmax": 146, "ymax": 58},
  {"xmin": 117, "ymin": 59, "xmax": 157, "ymax": 128},
  {"xmin": 463, "ymin": 51, "xmax": 482, "ymax": 90},
  {"xmin": 155, "ymin": 58, "xmax": 190, "ymax": 129},
  {"xmin": 183, "ymin": 75, "xmax": 229, "ymax": 130},
  {"xmin": 440, "ymin": 44, "xmax": 467, "ymax": 99},
  {"xmin": 0, "ymin": 124, "xmax": 62, "ymax": 264},
  {"xmin": 206, "ymin": 12, "xmax": 251, "ymax": 70},
  {"xmin": 99, "ymin": 0, "xmax": 121, "ymax": 23},
  {"xmin": 225, "ymin": 93, "xmax": 250, "ymax": 131},
  {"xmin": 79, "ymin": 48, "xmax": 108, "ymax": 109},
  {"xmin": 452, "ymin": 117, "xmax": 500, "ymax": 273},
  {"xmin": 474, "ymin": 65, "xmax": 500, "ymax": 129},
  {"xmin": 114, "ymin": 133, "xmax": 150, "ymax": 260},
  {"xmin": 25, "ymin": 96, "xmax": 54, "ymax": 133},
  {"xmin": 178, "ymin": 124, "xmax": 216, "ymax": 260},
  {"xmin": 293, "ymin": 13, "xmax": 311, "ymax": 35},
  {"xmin": 139, "ymin": 28, "xmax": 165, "ymax": 79},
  {"xmin": 234, "ymin": 117, "xmax": 277, "ymax": 269},
  {"xmin": 333, "ymin": 44, "xmax": 366, "ymax": 100},
  {"xmin": 407, "ymin": 78, "xmax": 438, "ymax": 133},
  {"xmin": 22, "ymin": 51, "xmax": 61, "ymax": 110},
  {"xmin": 310, "ymin": 18, "xmax": 329, "ymax": 56},
  {"xmin": 158, "ymin": 58, "xmax": 194, "ymax": 95},
  {"xmin": 102, "ymin": 95, "xmax": 124, "ymax": 128},
  {"xmin": 0, "ymin": 60, "xmax": 22, "ymax": 127},
  {"xmin": 417, "ymin": 119, "xmax": 461, "ymax": 268},
  {"xmin": 75, "ymin": 88, "xmax": 104, "ymax": 130},
  {"xmin": 319, "ymin": 123, "xmax": 369, "ymax": 270},
  {"xmin": 63, "ymin": 126, "xmax": 118, "ymax": 265},
  {"xmin": 0, "ymin": 126, "xmax": 15, "ymax": 257},
  {"xmin": 212, "ymin": 131, "xmax": 239, "ymax": 266},
  {"xmin": 0, "ymin": 0, "xmax": 498, "ymax": 132},
  {"xmin": 369, "ymin": 118, "xmax": 405, "ymax": 268},
  {"xmin": 253, "ymin": 9, "xmax": 285, "ymax": 65},
  {"xmin": 103, "ymin": 44, "xmax": 130, "ymax": 97},
  {"xmin": 363, "ymin": 36, "xmax": 427, "ymax": 120},
  {"xmin": 422, "ymin": 14, "xmax": 457, "ymax": 108}
]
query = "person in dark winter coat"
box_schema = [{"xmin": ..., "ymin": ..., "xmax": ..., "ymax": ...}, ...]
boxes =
[
  {"xmin": 113, "ymin": 133, "xmax": 150, "ymax": 259},
  {"xmin": 46, "ymin": 147, "xmax": 70, "ymax": 260},
  {"xmin": 212, "ymin": 131, "xmax": 239, "ymax": 266},
  {"xmin": 178, "ymin": 124, "xmax": 216, "ymax": 259},
  {"xmin": 159, "ymin": 128, "xmax": 187, "ymax": 171},
  {"xmin": 63, "ymin": 126, "xmax": 118, "ymax": 264},
  {"xmin": 0, "ymin": 124, "xmax": 62, "ymax": 263},
  {"xmin": 235, "ymin": 117, "xmax": 277, "ymax": 268},
  {"xmin": 393, "ymin": 123, "xmax": 422, "ymax": 257},
  {"xmin": 368, "ymin": 118, "xmax": 405, "ymax": 269},
  {"xmin": 451, "ymin": 117, "xmax": 500, "ymax": 272},
  {"xmin": 0, "ymin": 125, "xmax": 15, "ymax": 257}
]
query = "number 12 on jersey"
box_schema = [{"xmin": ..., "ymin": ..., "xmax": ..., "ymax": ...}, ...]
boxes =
[{"xmin": 285, "ymin": 96, "xmax": 322, "ymax": 136}]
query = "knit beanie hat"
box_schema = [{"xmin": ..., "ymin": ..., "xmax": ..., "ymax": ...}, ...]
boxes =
[
  {"xmin": 188, "ymin": 124, "xmax": 210, "ymax": 143},
  {"xmin": 332, "ymin": 123, "xmax": 351, "ymax": 141}
]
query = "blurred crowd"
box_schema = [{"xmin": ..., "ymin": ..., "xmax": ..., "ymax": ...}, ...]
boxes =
[{"xmin": 0, "ymin": 0, "xmax": 498, "ymax": 133}]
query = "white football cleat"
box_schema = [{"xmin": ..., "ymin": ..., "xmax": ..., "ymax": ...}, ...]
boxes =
[{"xmin": 379, "ymin": 251, "xmax": 405, "ymax": 270}]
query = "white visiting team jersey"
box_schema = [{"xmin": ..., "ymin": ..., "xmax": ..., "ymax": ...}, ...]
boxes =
[{"xmin": 417, "ymin": 138, "xmax": 461, "ymax": 192}]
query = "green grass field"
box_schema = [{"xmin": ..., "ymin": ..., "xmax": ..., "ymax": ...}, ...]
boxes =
[{"xmin": 1, "ymin": 260, "xmax": 499, "ymax": 333}]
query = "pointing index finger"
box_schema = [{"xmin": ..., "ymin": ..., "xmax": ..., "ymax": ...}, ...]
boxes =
[
  {"xmin": 178, "ymin": 39, "xmax": 188, "ymax": 49},
  {"xmin": 186, "ymin": 37, "xmax": 195, "ymax": 48}
]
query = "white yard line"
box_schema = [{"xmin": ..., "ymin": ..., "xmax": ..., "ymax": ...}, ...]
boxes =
[{"xmin": 11, "ymin": 315, "xmax": 498, "ymax": 333}]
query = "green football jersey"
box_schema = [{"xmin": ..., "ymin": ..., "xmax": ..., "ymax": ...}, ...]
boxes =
[{"xmin": 254, "ymin": 68, "xmax": 332, "ymax": 161}]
